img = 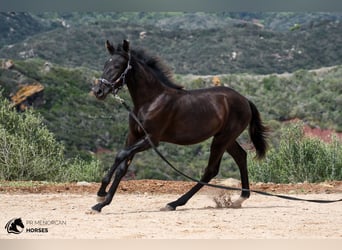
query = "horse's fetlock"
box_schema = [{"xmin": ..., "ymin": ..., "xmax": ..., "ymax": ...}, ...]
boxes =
[
  {"xmin": 101, "ymin": 176, "xmax": 110, "ymax": 186},
  {"xmin": 96, "ymin": 195, "xmax": 106, "ymax": 203}
]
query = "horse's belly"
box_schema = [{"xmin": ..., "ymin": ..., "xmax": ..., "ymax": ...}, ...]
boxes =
[
  {"xmin": 161, "ymin": 118, "xmax": 222, "ymax": 145},
  {"xmin": 162, "ymin": 133, "xmax": 212, "ymax": 145}
]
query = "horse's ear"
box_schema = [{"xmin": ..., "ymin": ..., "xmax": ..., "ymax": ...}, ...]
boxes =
[
  {"xmin": 123, "ymin": 40, "xmax": 130, "ymax": 53},
  {"xmin": 106, "ymin": 40, "xmax": 115, "ymax": 55}
]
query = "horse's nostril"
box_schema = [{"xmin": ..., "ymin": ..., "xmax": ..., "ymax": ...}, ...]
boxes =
[{"xmin": 92, "ymin": 86, "xmax": 102, "ymax": 96}]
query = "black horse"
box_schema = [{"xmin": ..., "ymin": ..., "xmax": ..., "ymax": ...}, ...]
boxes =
[{"xmin": 91, "ymin": 40, "xmax": 268, "ymax": 212}]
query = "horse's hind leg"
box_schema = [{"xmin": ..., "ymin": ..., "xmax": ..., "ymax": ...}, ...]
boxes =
[
  {"xmin": 226, "ymin": 141, "xmax": 250, "ymax": 208},
  {"xmin": 161, "ymin": 136, "xmax": 227, "ymax": 211}
]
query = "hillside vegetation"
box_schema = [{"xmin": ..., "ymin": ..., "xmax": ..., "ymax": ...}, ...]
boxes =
[
  {"xmin": 1, "ymin": 58, "xmax": 341, "ymax": 182},
  {"xmin": 0, "ymin": 94, "xmax": 102, "ymax": 181},
  {"xmin": 1, "ymin": 12, "xmax": 342, "ymax": 74}
]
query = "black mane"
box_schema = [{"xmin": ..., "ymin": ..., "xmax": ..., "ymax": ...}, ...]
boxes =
[{"xmin": 131, "ymin": 48, "xmax": 184, "ymax": 90}]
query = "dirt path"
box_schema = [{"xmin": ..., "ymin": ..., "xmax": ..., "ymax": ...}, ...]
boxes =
[{"xmin": 1, "ymin": 180, "xmax": 342, "ymax": 239}]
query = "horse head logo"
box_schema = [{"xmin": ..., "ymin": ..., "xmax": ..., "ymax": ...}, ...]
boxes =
[{"xmin": 5, "ymin": 218, "xmax": 25, "ymax": 234}]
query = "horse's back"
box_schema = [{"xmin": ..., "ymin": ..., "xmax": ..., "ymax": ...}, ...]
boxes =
[
  {"xmin": 184, "ymin": 86, "xmax": 252, "ymax": 132},
  {"xmin": 186, "ymin": 86, "xmax": 250, "ymax": 112},
  {"xmin": 187, "ymin": 86, "xmax": 246, "ymax": 99}
]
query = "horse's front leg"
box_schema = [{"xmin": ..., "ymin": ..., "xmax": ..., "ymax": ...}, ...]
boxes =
[
  {"xmin": 91, "ymin": 136, "xmax": 152, "ymax": 213},
  {"xmin": 95, "ymin": 153, "xmax": 132, "ymax": 203}
]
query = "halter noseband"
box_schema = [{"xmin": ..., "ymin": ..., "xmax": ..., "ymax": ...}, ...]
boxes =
[{"xmin": 98, "ymin": 52, "xmax": 132, "ymax": 95}]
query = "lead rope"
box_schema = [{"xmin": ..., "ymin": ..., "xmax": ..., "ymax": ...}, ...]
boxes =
[{"xmin": 112, "ymin": 95, "xmax": 342, "ymax": 204}]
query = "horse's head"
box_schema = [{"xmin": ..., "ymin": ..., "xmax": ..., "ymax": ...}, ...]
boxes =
[{"xmin": 93, "ymin": 40, "xmax": 131, "ymax": 100}]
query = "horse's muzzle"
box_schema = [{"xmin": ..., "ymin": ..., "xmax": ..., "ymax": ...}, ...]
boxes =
[{"xmin": 92, "ymin": 85, "xmax": 107, "ymax": 100}]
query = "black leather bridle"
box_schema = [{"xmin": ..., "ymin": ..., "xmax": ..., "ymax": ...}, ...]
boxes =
[{"xmin": 97, "ymin": 52, "xmax": 132, "ymax": 95}]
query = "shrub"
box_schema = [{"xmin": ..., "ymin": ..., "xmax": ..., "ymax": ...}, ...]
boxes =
[
  {"xmin": 56, "ymin": 157, "xmax": 103, "ymax": 182},
  {"xmin": 248, "ymin": 122, "xmax": 342, "ymax": 183},
  {"xmin": 0, "ymin": 94, "xmax": 102, "ymax": 182}
]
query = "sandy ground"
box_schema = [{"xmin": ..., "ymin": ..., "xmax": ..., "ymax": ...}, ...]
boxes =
[{"xmin": 1, "ymin": 180, "xmax": 342, "ymax": 239}]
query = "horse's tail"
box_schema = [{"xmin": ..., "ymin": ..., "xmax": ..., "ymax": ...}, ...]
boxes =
[{"xmin": 248, "ymin": 100, "xmax": 269, "ymax": 159}]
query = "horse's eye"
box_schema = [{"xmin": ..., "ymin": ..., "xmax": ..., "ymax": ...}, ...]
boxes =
[{"xmin": 114, "ymin": 65, "xmax": 120, "ymax": 69}]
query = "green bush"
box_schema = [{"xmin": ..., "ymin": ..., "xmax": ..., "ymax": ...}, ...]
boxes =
[
  {"xmin": 0, "ymin": 94, "xmax": 102, "ymax": 182},
  {"xmin": 248, "ymin": 122, "xmax": 342, "ymax": 183},
  {"xmin": 56, "ymin": 157, "xmax": 103, "ymax": 182}
]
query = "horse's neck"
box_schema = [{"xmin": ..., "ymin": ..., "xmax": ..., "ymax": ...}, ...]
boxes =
[{"xmin": 127, "ymin": 64, "xmax": 166, "ymax": 109}]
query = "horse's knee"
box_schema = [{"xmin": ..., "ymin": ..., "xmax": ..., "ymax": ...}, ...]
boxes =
[{"xmin": 115, "ymin": 149, "xmax": 129, "ymax": 165}]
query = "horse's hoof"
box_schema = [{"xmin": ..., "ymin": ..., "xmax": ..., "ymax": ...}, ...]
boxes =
[
  {"xmin": 91, "ymin": 204, "xmax": 103, "ymax": 213},
  {"xmin": 97, "ymin": 195, "xmax": 106, "ymax": 203},
  {"xmin": 86, "ymin": 209, "xmax": 100, "ymax": 215},
  {"xmin": 229, "ymin": 197, "xmax": 247, "ymax": 209},
  {"xmin": 160, "ymin": 204, "xmax": 176, "ymax": 211}
]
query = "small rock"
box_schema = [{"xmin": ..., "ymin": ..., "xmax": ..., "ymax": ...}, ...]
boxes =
[
  {"xmin": 76, "ymin": 181, "xmax": 91, "ymax": 186},
  {"xmin": 319, "ymin": 183, "xmax": 333, "ymax": 188},
  {"xmin": 215, "ymin": 178, "xmax": 240, "ymax": 186}
]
